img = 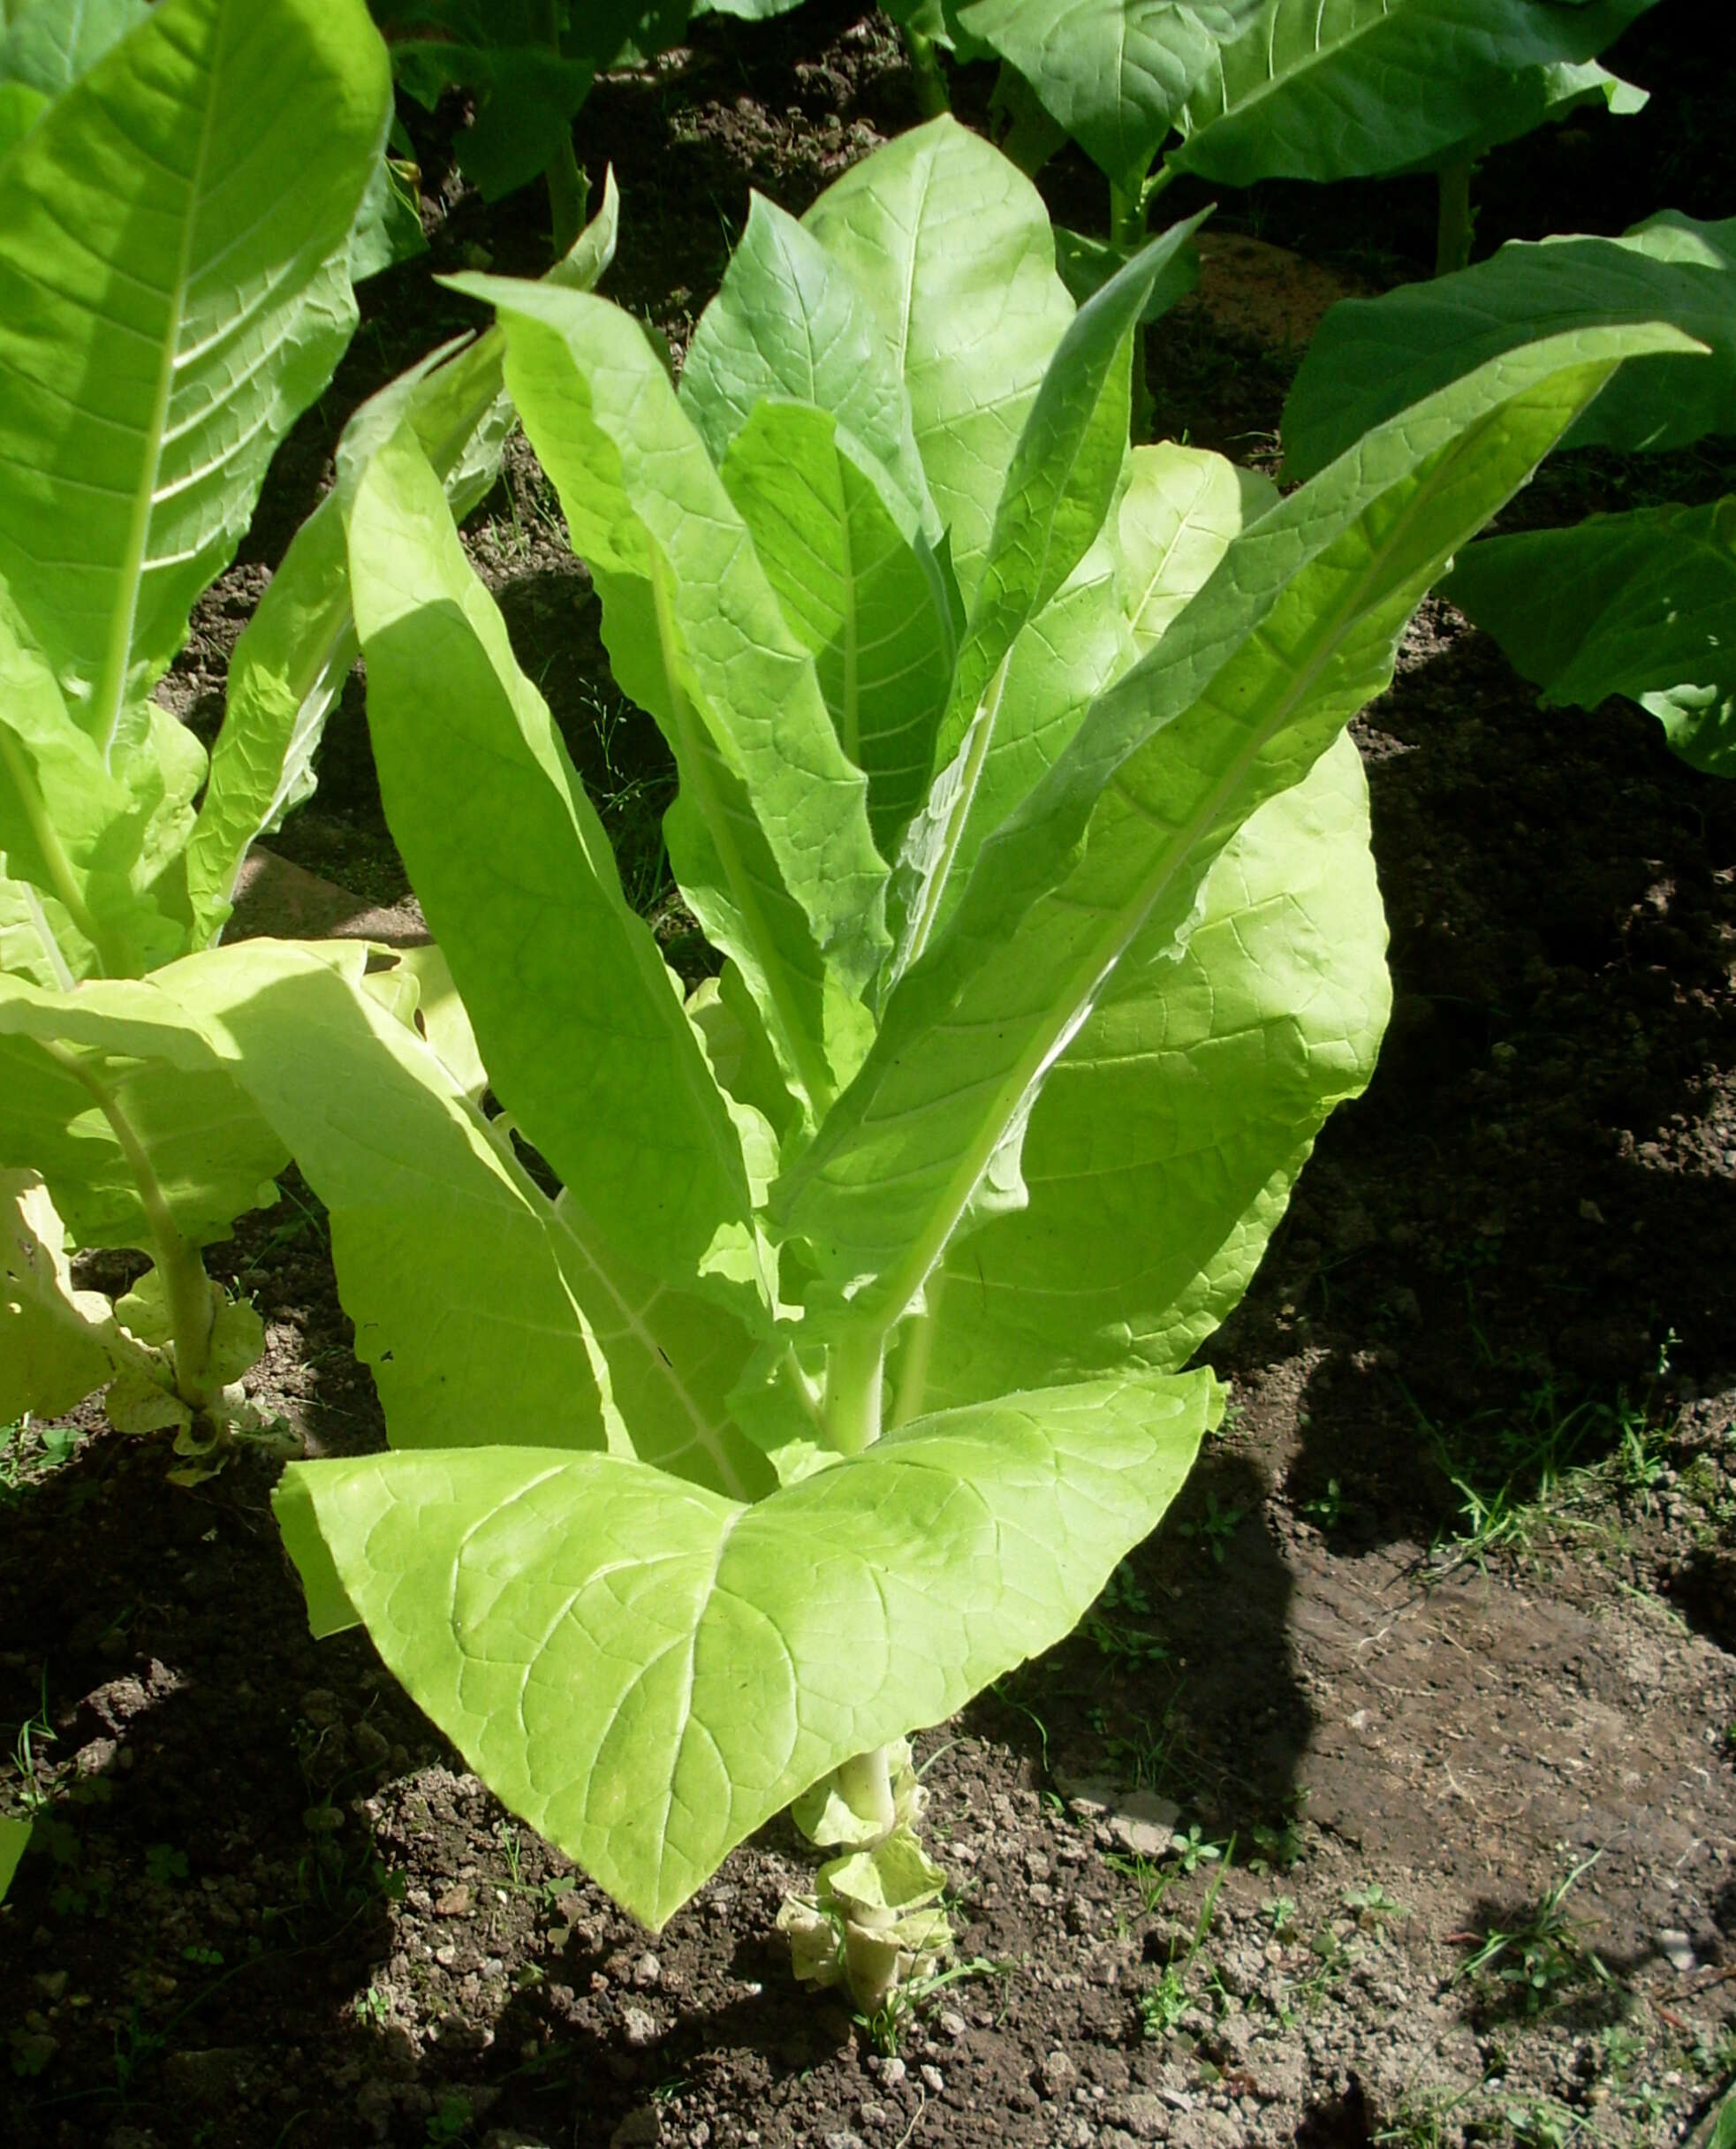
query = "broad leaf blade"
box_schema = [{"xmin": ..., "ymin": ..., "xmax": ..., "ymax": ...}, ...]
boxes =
[
  {"xmin": 1285, "ymin": 215, "xmax": 1736, "ymax": 477},
  {"xmin": 162, "ymin": 941, "xmax": 774, "ymax": 1499},
  {"xmin": 958, "ymin": 0, "xmax": 1258, "ymax": 196},
  {"xmin": 916, "ymin": 735, "xmax": 1387, "ymax": 1407},
  {"xmin": 0, "ymin": 0, "xmax": 390, "ymax": 749},
  {"xmin": 0, "ymin": 0, "xmax": 149, "ymax": 94},
  {"xmin": 1172, "ymin": 0, "xmax": 1659, "ymax": 186},
  {"xmin": 802, "ymin": 115, "xmax": 1075, "ymax": 611},
  {"xmin": 346, "ymin": 426, "xmax": 768, "ymax": 1313},
  {"xmin": 776, "ymin": 324, "xmax": 1697, "ymax": 1335},
  {"xmin": 1, "ymin": 1168, "xmax": 121, "ymax": 1418},
  {"xmin": 276, "ymin": 1367, "xmax": 1217, "ymax": 1927},
  {"xmin": 1443, "ymin": 499, "xmax": 1736, "ymax": 778}
]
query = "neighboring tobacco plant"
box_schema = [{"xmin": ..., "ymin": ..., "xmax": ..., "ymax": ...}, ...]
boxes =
[
  {"xmin": 0, "ymin": 0, "xmax": 617, "ymax": 1469},
  {"xmin": 150, "ymin": 118, "xmax": 1687, "ymax": 2001},
  {"xmin": 1285, "ymin": 212, "xmax": 1735, "ymax": 776}
]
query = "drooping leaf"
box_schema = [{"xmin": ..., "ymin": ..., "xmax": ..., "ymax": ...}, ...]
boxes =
[
  {"xmin": 345, "ymin": 425, "xmax": 769, "ymax": 1313},
  {"xmin": 802, "ymin": 116, "xmax": 1076, "ymax": 611},
  {"xmin": 162, "ymin": 941, "xmax": 775, "ymax": 1500},
  {"xmin": 1403, "ymin": 56, "xmax": 1647, "ymax": 174},
  {"xmin": 776, "ymin": 323, "xmax": 1697, "ymax": 1339},
  {"xmin": 1171, "ymin": 0, "xmax": 1660, "ymax": 187},
  {"xmin": 0, "ymin": 968, "xmax": 287, "ymax": 1253},
  {"xmin": 1284, "ymin": 213, "xmax": 1736, "ymax": 477},
  {"xmin": 1443, "ymin": 498, "xmax": 1736, "ymax": 778},
  {"xmin": 1, "ymin": 1168, "xmax": 122, "ymax": 1418},
  {"xmin": 275, "ymin": 1367, "xmax": 1217, "ymax": 1927}
]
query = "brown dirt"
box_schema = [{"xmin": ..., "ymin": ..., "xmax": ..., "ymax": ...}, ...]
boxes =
[{"xmin": 4, "ymin": 9, "xmax": 1735, "ymax": 2147}]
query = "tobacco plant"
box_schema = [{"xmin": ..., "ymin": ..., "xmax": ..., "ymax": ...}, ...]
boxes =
[
  {"xmin": 144, "ymin": 117, "xmax": 1692, "ymax": 2002},
  {"xmin": 1285, "ymin": 212, "xmax": 1736, "ymax": 776},
  {"xmin": 0, "ymin": 0, "xmax": 618, "ymax": 1469}
]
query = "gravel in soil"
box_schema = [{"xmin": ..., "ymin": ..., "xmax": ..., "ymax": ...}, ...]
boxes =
[{"xmin": 5, "ymin": 9, "xmax": 1736, "ymax": 2147}]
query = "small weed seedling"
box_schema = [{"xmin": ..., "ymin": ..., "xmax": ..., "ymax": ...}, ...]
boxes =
[
  {"xmin": 1458, "ymin": 1855, "xmax": 1614, "ymax": 2016},
  {"xmin": 1178, "ymin": 1489, "xmax": 1247, "ymax": 1564},
  {"xmin": 1343, "ymin": 1879, "xmax": 1407, "ymax": 1930},
  {"xmin": 1172, "ymin": 1824, "xmax": 1225, "ymax": 1875},
  {"xmin": 1139, "ymin": 1849, "xmax": 1231, "ymax": 2040},
  {"xmin": 1103, "ymin": 1851, "xmax": 1174, "ymax": 1919},
  {"xmin": 857, "ymin": 1954, "xmax": 1006, "ymax": 2057}
]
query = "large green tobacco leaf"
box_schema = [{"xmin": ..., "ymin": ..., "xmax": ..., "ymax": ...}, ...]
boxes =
[
  {"xmin": 802, "ymin": 117, "xmax": 1075, "ymax": 611},
  {"xmin": 0, "ymin": 969, "xmax": 285, "ymax": 1251},
  {"xmin": 718, "ymin": 400, "xmax": 957, "ymax": 861},
  {"xmin": 347, "ymin": 427, "xmax": 769, "ymax": 1312},
  {"xmin": 0, "ymin": 0, "xmax": 389, "ymax": 756},
  {"xmin": 1171, "ymin": 0, "xmax": 1657, "ymax": 186},
  {"xmin": 164, "ymin": 941, "xmax": 774, "ymax": 1500},
  {"xmin": 957, "ymin": 0, "xmax": 1257, "ymax": 195},
  {"xmin": 448, "ymin": 275, "xmax": 889, "ymax": 1112},
  {"xmin": 914, "ymin": 735, "xmax": 1386, "ymax": 1408},
  {"xmin": 776, "ymin": 323, "xmax": 1695, "ymax": 1337},
  {"xmin": 183, "ymin": 178, "xmax": 620, "ymax": 947},
  {"xmin": 1285, "ymin": 215, "xmax": 1736, "ymax": 478},
  {"xmin": 275, "ymin": 1367, "xmax": 1216, "ymax": 1927},
  {"xmin": 1443, "ymin": 499, "xmax": 1736, "ymax": 778},
  {"xmin": 2, "ymin": 1168, "xmax": 125, "ymax": 1418},
  {"xmin": 679, "ymin": 194, "xmax": 936, "ymax": 533},
  {"xmin": 1401, "ymin": 55, "xmax": 1646, "ymax": 176}
]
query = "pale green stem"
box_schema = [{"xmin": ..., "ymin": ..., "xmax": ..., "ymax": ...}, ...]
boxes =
[
  {"xmin": 37, "ymin": 1040, "xmax": 219, "ymax": 1410},
  {"xmin": 0, "ymin": 729, "xmax": 117, "ymax": 976},
  {"xmin": 900, "ymin": 26, "xmax": 948, "ymax": 120},
  {"xmin": 1436, "ymin": 155, "xmax": 1474, "ymax": 277},
  {"xmin": 832, "ymin": 1745, "xmax": 896, "ymax": 1840},
  {"xmin": 888, "ymin": 1295, "xmax": 937, "ymax": 1431},
  {"xmin": 823, "ymin": 1326, "xmax": 884, "ymax": 1455},
  {"xmin": 1111, "ymin": 178, "xmax": 1154, "ymax": 445},
  {"xmin": 540, "ymin": 0, "xmax": 587, "ymax": 257}
]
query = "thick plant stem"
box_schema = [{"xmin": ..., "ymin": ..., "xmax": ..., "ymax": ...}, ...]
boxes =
[
  {"xmin": 823, "ymin": 1328, "xmax": 884, "ymax": 1455},
  {"xmin": 38, "ymin": 1041, "xmax": 218, "ymax": 1411},
  {"xmin": 1111, "ymin": 179, "xmax": 1154, "ymax": 444},
  {"xmin": 1436, "ymin": 155, "xmax": 1474, "ymax": 277},
  {"xmin": 901, "ymin": 26, "xmax": 947, "ymax": 119},
  {"xmin": 833, "ymin": 1746, "xmax": 897, "ymax": 1840}
]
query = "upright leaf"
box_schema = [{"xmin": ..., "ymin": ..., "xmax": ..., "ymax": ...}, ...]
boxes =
[
  {"xmin": 346, "ymin": 427, "xmax": 768, "ymax": 1311},
  {"xmin": 0, "ymin": 0, "xmax": 389, "ymax": 752},
  {"xmin": 680, "ymin": 194, "xmax": 936, "ymax": 532},
  {"xmin": 718, "ymin": 400, "xmax": 957, "ymax": 860},
  {"xmin": 276, "ymin": 1368, "xmax": 1217, "ymax": 1928},
  {"xmin": 776, "ymin": 325, "xmax": 1696, "ymax": 1340},
  {"xmin": 445, "ymin": 276, "xmax": 889, "ymax": 1111},
  {"xmin": 802, "ymin": 116, "xmax": 1075, "ymax": 610}
]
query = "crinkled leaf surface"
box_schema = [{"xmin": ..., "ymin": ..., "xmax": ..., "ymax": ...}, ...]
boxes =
[
  {"xmin": 0, "ymin": 0, "xmax": 148, "ymax": 95},
  {"xmin": 275, "ymin": 1367, "xmax": 1216, "ymax": 1927},
  {"xmin": 346, "ymin": 427, "xmax": 767, "ymax": 1316},
  {"xmin": 1284, "ymin": 214, "xmax": 1736, "ymax": 476},
  {"xmin": 1443, "ymin": 498, "xmax": 1736, "ymax": 778},
  {"xmin": 1171, "ymin": 0, "xmax": 1659, "ymax": 186},
  {"xmin": 916, "ymin": 734, "xmax": 1387, "ymax": 1408},
  {"xmin": 776, "ymin": 325, "xmax": 1695, "ymax": 1335},
  {"xmin": 801, "ymin": 116, "xmax": 1075, "ymax": 611},
  {"xmin": 0, "ymin": 0, "xmax": 388, "ymax": 749},
  {"xmin": 162, "ymin": 942, "xmax": 774, "ymax": 1500}
]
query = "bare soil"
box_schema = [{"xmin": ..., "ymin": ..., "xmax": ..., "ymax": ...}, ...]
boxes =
[{"xmin": 4, "ymin": 9, "xmax": 1736, "ymax": 2147}]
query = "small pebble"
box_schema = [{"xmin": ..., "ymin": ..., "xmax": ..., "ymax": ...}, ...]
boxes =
[
  {"xmin": 633, "ymin": 1951, "xmax": 662, "ymax": 1989},
  {"xmin": 622, "ymin": 2006, "xmax": 660, "ymax": 2048},
  {"xmin": 937, "ymin": 2009, "xmax": 967, "ymax": 2040},
  {"xmin": 920, "ymin": 2064, "xmax": 944, "ymax": 2093}
]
